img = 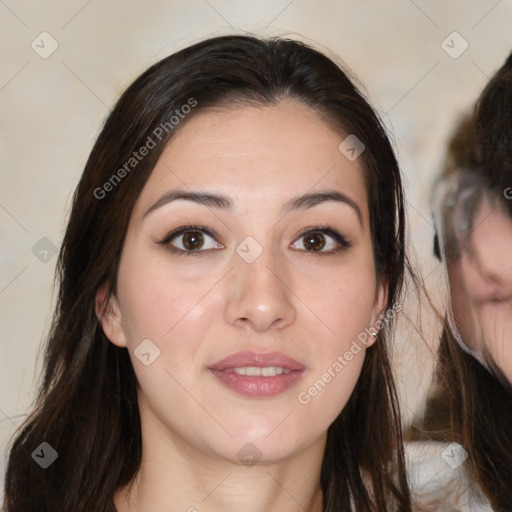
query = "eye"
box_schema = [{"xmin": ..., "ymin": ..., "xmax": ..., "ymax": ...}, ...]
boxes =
[
  {"xmin": 159, "ymin": 225, "xmax": 351, "ymax": 256},
  {"xmin": 159, "ymin": 225, "xmax": 224, "ymax": 255},
  {"xmin": 290, "ymin": 227, "xmax": 352, "ymax": 254}
]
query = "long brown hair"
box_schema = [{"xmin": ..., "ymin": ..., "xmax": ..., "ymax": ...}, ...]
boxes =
[
  {"xmin": 409, "ymin": 52, "xmax": 512, "ymax": 511},
  {"xmin": 3, "ymin": 35, "xmax": 412, "ymax": 511}
]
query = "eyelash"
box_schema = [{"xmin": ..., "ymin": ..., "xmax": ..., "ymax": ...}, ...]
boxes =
[{"xmin": 158, "ymin": 224, "xmax": 353, "ymax": 257}]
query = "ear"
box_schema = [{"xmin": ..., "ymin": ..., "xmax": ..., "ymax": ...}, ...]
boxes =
[
  {"xmin": 367, "ymin": 279, "xmax": 389, "ymax": 348},
  {"xmin": 95, "ymin": 284, "xmax": 127, "ymax": 347}
]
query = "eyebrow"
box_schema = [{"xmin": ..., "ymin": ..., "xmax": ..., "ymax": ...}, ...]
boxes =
[{"xmin": 143, "ymin": 189, "xmax": 363, "ymax": 225}]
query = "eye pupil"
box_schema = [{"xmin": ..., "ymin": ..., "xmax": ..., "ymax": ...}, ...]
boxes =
[
  {"xmin": 304, "ymin": 233, "xmax": 325, "ymax": 251},
  {"xmin": 183, "ymin": 231, "xmax": 204, "ymax": 250}
]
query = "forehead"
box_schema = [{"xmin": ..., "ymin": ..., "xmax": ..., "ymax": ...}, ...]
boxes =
[{"xmin": 133, "ymin": 100, "xmax": 369, "ymax": 220}]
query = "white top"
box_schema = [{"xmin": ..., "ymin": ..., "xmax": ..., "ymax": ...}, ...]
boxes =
[{"xmin": 405, "ymin": 441, "xmax": 493, "ymax": 512}]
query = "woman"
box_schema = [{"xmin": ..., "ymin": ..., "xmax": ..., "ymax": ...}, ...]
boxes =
[
  {"xmin": 3, "ymin": 35, "xmax": 414, "ymax": 511},
  {"xmin": 408, "ymin": 53, "xmax": 512, "ymax": 511}
]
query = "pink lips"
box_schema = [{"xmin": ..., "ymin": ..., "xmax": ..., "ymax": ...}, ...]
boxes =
[{"xmin": 208, "ymin": 350, "xmax": 305, "ymax": 398}]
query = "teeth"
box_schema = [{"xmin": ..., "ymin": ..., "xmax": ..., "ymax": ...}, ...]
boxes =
[{"xmin": 233, "ymin": 366, "xmax": 289, "ymax": 376}]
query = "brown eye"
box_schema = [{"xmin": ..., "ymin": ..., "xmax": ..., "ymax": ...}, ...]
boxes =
[
  {"xmin": 303, "ymin": 233, "xmax": 326, "ymax": 251},
  {"xmin": 291, "ymin": 227, "xmax": 351, "ymax": 254},
  {"xmin": 182, "ymin": 231, "xmax": 204, "ymax": 250},
  {"xmin": 160, "ymin": 226, "xmax": 223, "ymax": 255}
]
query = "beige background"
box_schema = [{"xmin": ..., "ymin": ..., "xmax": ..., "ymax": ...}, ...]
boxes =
[{"xmin": 2, "ymin": 0, "xmax": 512, "ymax": 493}]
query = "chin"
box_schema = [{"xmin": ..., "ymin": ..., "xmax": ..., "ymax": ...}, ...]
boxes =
[{"xmin": 198, "ymin": 430, "xmax": 303, "ymax": 466}]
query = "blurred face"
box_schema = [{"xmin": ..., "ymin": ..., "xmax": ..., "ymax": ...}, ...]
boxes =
[
  {"xmin": 98, "ymin": 100, "xmax": 386, "ymax": 464},
  {"xmin": 447, "ymin": 196, "xmax": 512, "ymax": 384}
]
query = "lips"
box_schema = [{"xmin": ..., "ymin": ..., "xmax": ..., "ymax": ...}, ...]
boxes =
[
  {"xmin": 209, "ymin": 350, "xmax": 305, "ymax": 372},
  {"xmin": 208, "ymin": 350, "xmax": 305, "ymax": 398}
]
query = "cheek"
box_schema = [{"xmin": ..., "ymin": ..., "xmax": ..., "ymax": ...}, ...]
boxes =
[
  {"xmin": 311, "ymin": 262, "xmax": 378, "ymax": 348},
  {"xmin": 115, "ymin": 252, "xmax": 227, "ymax": 401},
  {"xmin": 294, "ymin": 261, "xmax": 377, "ymax": 417},
  {"xmin": 117, "ymin": 252, "xmax": 221, "ymax": 344},
  {"xmin": 116, "ymin": 259, "xmax": 225, "ymax": 419}
]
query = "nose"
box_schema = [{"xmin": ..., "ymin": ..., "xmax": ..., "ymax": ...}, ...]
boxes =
[{"xmin": 224, "ymin": 246, "xmax": 297, "ymax": 332}]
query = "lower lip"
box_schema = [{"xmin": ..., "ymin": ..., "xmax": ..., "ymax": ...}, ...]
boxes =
[{"xmin": 209, "ymin": 369, "xmax": 304, "ymax": 397}]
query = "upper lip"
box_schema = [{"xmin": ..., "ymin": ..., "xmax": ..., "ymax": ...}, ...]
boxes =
[{"xmin": 209, "ymin": 351, "xmax": 305, "ymax": 371}]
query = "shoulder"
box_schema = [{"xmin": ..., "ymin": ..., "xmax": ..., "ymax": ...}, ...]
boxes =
[{"xmin": 404, "ymin": 441, "xmax": 493, "ymax": 512}]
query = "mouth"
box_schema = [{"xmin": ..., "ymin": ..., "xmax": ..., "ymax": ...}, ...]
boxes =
[{"xmin": 208, "ymin": 351, "xmax": 305, "ymax": 398}]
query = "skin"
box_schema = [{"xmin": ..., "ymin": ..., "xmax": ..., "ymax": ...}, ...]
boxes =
[
  {"xmin": 97, "ymin": 100, "xmax": 386, "ymax": 512},
  {"xmin": 447, "ymin": 196, "xmax": 512, "ymax": 383}
]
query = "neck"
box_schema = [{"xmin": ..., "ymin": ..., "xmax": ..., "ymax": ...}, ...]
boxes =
[{"xmin": 114, "ymin": 402, "xmax": 325, "ymax": 512}]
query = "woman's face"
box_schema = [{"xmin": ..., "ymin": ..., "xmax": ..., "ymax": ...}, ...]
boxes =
[
  {"xmin": 99, "ymin": 100, "xmax": 386, "ymax": 464},
  {"xmin": 448, "ymin": 196, "xmax": 512, "ymax": 384}
]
